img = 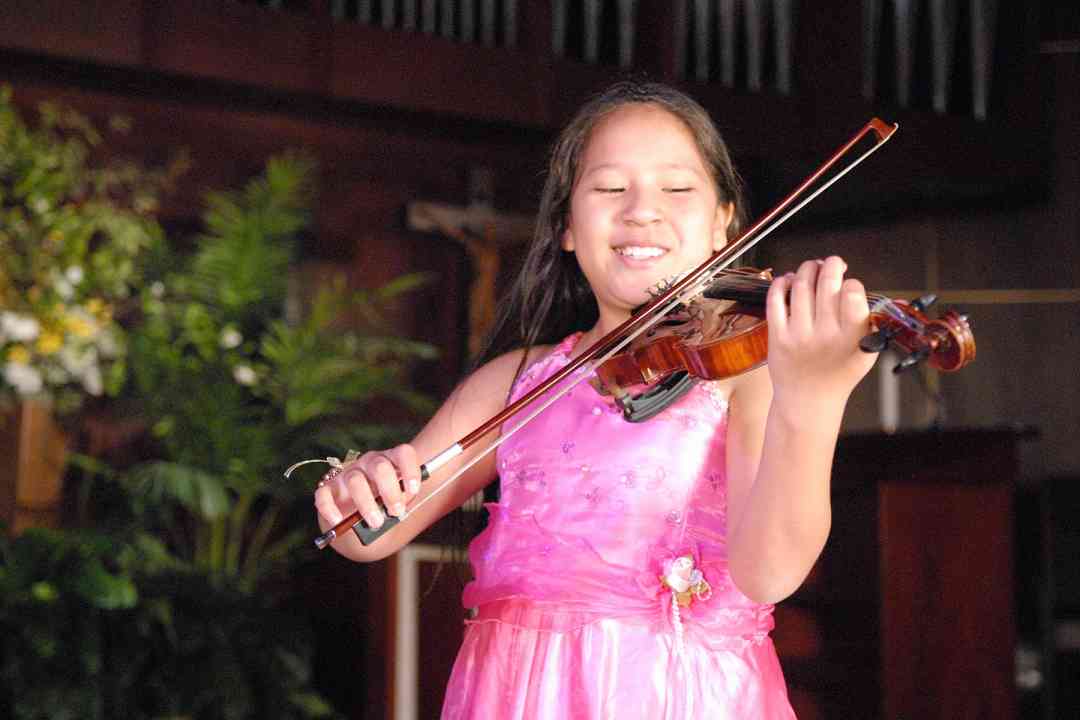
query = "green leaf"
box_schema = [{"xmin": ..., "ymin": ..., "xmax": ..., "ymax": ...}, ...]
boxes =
[
  {"xmin": 126, "ymin": 462, "xmax": 231, "ymax": 520},
  {"xmin": 372, "ymin": 271, "xmax": 435, "ymax": 300},
  {"xmin": 289, "ymin": 692, "xmax": 337, "ymax": 718},
  {"xmin": 30, "ymin": 581, "xmax": 58, "ymax": 603},
  {"xmin": 131, "ymin": 531, "xmax": 188, "ymax": 574},
  {"xmin": 72, "ymin": 557, "xmax": 138, "ymax": 609}
]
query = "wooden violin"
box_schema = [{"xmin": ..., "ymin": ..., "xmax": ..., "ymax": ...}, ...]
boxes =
[
  {"xmin": 590, "ymin": 267, "xmax": 975, "ymax": 421},
  {"xmin": 304, "ymin": 116, "xmax": 975, "ymax": 550}
]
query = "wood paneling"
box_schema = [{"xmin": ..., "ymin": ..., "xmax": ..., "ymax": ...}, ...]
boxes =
[
  {"xmin": 0, "ymin": 0, "xmax": 1053, "ymax": 210},
  {"xmin": 777, "ymin": 430, "xmax": 1019, "ymax": 720},
  {"xmin": 0, "ymin": 0, "xmax": 145, "ymax": 66}
]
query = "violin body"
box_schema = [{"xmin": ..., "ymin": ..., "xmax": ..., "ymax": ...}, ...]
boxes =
[
  {"xmin": 592, "ymin": 267, "xmax": 975, "ymax": 407},
  {"xmin": 594, "ymin": 269, "xmax": 773, "ymax": 394},
  {"xmin": 308, "ymin": 116, "xmax": 981, "ymax": 549},
  {"xmin": 596, "ymin": 304, "xmax": 773, "ymax": 395},
  {"xmin": 594, "ymin": 317, "xmax": 768, "ymax": 388}
]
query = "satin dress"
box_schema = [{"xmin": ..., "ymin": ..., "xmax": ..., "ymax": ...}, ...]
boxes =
[{"xmin": 441, "ymin": 333, "xmax": 796, "ymax": 719}]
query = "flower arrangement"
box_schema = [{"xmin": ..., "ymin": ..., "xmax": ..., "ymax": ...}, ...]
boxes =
[
  {"xmin": 0, "ymin": 85, "xmax": 185, "ymax": 416},
  {"xmin": 1, "ymin": 137, "xmax": 436, "ymax": 718}
]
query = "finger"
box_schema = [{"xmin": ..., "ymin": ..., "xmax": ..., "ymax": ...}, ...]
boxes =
[
  {"xmin": 343, "ymin": 466, "xmax": 385, "ymax": 529},
  {"xmin": 839, "ymin": 277, "xmax": 870, "ymax": 335},
  {"xmin": 815, "ymin": 256, "xmax": 847, "ymax": 326},
  {"xmin": 767, "ymin": 272, "xmax": 793, "ymax": 337},
  {"xmin": 369, "ymin": 454, "xmax": 408, "ymax": 518},
  {"xmin": 313, "ymin": 484, "xmax": 345, "ymax": 525},
  {"xmin": 790, "ymin": 259, "xmax": 820, "ymax": 334},
  {"xmin": 385, "ymin": 444, "xmax": 423, "ymax": 497}
]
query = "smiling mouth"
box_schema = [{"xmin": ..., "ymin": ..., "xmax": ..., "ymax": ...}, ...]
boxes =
[{"xmin": 614, "ymin": 246, "xmax": 667, "ymax": 258}]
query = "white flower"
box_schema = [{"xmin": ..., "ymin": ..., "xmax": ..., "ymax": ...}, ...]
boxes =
[
  {"xmin": 219, "ymin": 327, "xmax": 243, "ymax": 349},
  {"xmin": 150, "ymin": 281, "xmax": 165, "ymax": 298},
  {"xmin": 3, "ymin": 362, "xmax": 44, "ymax": 395},
  {"xmin": 43, "ymin": 364, "xmax": 72, "ymax": 384},
  {"xmin": 96, "ymin": 327, "xmax": 121, "ymax": 358},
  {"xmin": 233, "ymin": 365, "xmax": 257, "ymax": 386},
  {"xmin": 664, "ymin": 556, "xmax": 695, "ymax": 593},
  {"xmin": 0, "ymin": 312, "xmax": 41, "ymax": 342},
  {"xmin": 65, "ymin": 266, "xmax": 85, "ymax": 285},
  {"xmin": 55, "ymin": 278, "xmax": 74, "ymax": 300},
  {"xmin": 58, "ymin": 345, "xmax": 91, "ymax": 375},
  {"xmin": 81, "ymin": 363, "xmax": 104, "ymax": 396}
]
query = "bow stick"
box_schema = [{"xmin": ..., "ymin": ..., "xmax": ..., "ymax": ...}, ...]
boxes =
[{"xmin": 304, "ymin": 118, "xmax": 898, "ymax": 549}]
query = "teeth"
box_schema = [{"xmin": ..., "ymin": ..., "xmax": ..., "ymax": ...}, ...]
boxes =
[{"xmin": 615, "ymin": 246, "xmax": 665, "ymax": 258}]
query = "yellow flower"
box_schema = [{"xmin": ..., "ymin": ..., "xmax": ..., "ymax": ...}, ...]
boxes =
[
  {"xmin": 64, "ymin": 314, "xmax": 95, "ymax": 338},
  {"xmin": 6, "ymin": 345, "xmax": 31, "ymax": 364},
  {"xmin": 85, "ymin": 299, "xmax": 113, "ymax": 321},
  {"xmin": 35, "ymin": 331, "xmax": 64, "ymax": 355}
]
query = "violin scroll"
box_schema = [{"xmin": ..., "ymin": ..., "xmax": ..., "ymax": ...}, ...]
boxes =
[{"xmin": 862, "ymin": 294, "xmax": 975, "ymax": 373}]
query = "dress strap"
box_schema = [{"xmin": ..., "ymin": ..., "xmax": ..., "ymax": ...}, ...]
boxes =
[{"xmin": 507, "ymin": 332, "xmax": 583, "ymax": 404}]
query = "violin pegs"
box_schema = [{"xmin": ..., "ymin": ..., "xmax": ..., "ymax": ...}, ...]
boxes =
[
  {"xmin": 911, "ymin": 294, "xmax": 937, "ymax": 313},
  {"xmin": 893, "ymin": 347, "xmax": 931, "ymax": 373},
  {"xmin": 859, "ymin": 327, "xmax": 896, "ymax": 353}
]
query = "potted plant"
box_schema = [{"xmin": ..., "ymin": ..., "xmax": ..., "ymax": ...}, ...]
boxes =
[
  {"xmin": 0, "ymin": 85, "xmax": 184, "ymax": 526},
  {"xmin": 1, "ymin": 104, "xmax": 435, "ymax": 717}
]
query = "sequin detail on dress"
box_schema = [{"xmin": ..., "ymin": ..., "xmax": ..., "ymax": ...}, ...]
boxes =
[{"xmin": 442, "ymin": 333, "xmax": 795, "ymax": 719}]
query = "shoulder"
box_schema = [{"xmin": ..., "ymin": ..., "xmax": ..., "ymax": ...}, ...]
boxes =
[{"xmin": 455, "ymin": 343, "xmax": 559, "ymax": 409}]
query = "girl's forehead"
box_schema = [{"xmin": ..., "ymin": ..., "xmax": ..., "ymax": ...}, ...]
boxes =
[{"xmin": 580, "ymin": 104, "xmax": 706, "ymax": 170}]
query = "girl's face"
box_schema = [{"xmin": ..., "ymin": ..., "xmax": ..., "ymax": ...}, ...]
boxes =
[{"xmin": 562, "ymin": 104, "xmax": 733, "ymax": 330}]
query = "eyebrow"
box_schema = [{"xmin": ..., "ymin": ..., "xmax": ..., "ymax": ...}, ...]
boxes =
[{"xmin": 581, "ymin": 162, "xmax": 705, "ymax": 178}]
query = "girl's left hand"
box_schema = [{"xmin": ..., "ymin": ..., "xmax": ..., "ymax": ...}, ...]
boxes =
[{"xmin": 765, "ymin": 256, "xmax": 879, "ymax": 412}]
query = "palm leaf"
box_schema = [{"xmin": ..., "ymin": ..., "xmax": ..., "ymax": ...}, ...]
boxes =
[{"xmin": 125, "ymin": 462, "xmax": 231, "ymax": 521}]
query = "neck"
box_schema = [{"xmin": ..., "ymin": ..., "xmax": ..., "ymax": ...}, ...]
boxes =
[{"xmin": 575, "ymin": 310, "xmax": 631, "ymax": 358}]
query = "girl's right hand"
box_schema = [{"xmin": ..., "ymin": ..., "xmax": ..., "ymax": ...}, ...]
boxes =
[{"xmin": 313, "ymin": 444, "xmax": 424, "ymax": 532}]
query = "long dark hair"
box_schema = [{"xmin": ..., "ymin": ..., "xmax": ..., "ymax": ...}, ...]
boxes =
[
  {"xmin": 447, "ymin": 81, "xmax": 750, "ymax": 562},
  {"xmin": 475, "ymin": 80, "xmax": 748, "ymax": 372}
]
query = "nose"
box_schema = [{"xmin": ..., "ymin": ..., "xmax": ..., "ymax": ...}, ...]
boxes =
[{"xmin": 621, "ymin": 185, "xmax": 662, "ymax": 226}]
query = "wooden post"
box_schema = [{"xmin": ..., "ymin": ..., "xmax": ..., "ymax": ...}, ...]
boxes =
[{"xmin": 0, "ymin": 399, "xmax": 68, "ymax": 533}]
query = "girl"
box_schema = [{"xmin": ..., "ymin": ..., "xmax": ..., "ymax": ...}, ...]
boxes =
[{"xmin": 314, "ymin": 81, "xmax": 878, "ymax": 718}]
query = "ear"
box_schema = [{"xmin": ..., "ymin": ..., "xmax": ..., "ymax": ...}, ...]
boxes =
[
  {"xmin": 712, "ymin": 202, "xmax": 735, "ymax": 251},
  {"xmin": 561, "ymin": 227, "xmax": 575, "ymax": 252}
]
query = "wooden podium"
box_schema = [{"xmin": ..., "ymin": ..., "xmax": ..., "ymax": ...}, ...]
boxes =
[{"xmin": 775, "ymin": 428, "xmax": 1019, "ymax": 720}]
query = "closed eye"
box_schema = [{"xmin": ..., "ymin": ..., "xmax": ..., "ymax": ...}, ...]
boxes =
[
  {"xmin": 594, "ymin": 187, "xmax": 625, "ymax": 193},
  {"xmin": 665, "ymin": 187, "xmax": 694, "ymax": 193}
]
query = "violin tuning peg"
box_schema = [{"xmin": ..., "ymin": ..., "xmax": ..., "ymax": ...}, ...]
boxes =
[
  {"xmin": 859, "ymin": 327, "xmax": 895, "ymax": 353},
  {"xmin": 893, "ymin": 347, "xmax": 931, "ymax": 373},
  {"xmin": 911, "ymin": 294, "xmax": 937, "ymax": 313}
]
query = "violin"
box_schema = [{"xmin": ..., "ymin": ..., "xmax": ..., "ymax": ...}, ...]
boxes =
[
  {"xmin": 591, "ymin": 267, "xmax": 975, "ymax": 421},
  {"xmin": 299, "ymin": 117, "xmax": 975, "ymax": 550}
]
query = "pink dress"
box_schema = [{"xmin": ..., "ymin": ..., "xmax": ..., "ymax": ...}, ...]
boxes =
[{"xmin": 441, "ymin": 333, "xmax": 796, "ymax": 719}]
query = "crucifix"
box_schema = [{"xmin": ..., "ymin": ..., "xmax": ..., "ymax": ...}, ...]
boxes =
[{"xmin": 406, "ymin": 170, "xmax": 534, "ymax": 358}]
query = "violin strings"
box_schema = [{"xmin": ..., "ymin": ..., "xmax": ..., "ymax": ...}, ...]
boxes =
[{"xmin": 704, "ymin": 274, "xmax": 923, "ymax": 331}]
